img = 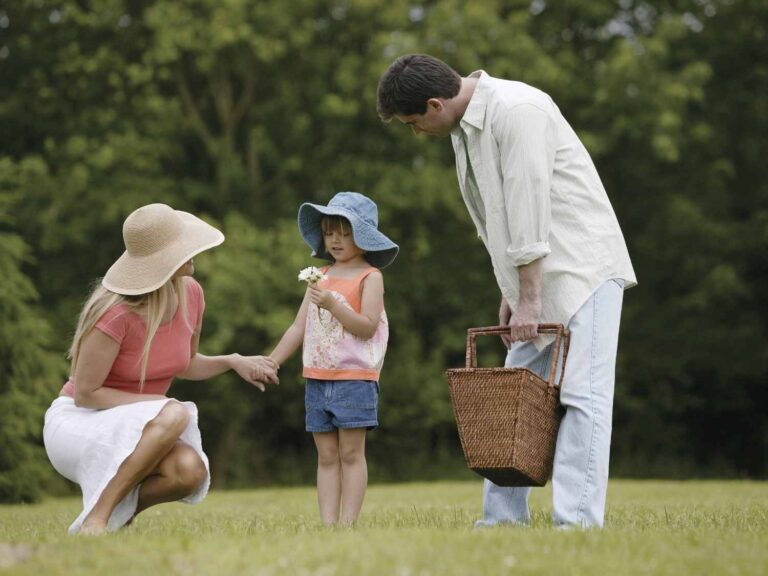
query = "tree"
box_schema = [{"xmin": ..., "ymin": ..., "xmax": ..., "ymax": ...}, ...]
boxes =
[
  {"xmin": 1, "ymin": 0, "xmax": 766, "ymax": 500},
  {"xmin": 0, "ymin": 184, "xmax": 68, "ymax": 502}
]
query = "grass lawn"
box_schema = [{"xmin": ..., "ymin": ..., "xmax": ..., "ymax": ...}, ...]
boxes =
[{"xmin": 0, "ymin": 480, "xmax": 766, "ymax": 575}]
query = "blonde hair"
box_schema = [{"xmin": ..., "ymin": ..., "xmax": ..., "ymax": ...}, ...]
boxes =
[{"xmin": 68, "ymin": 276, "xmax": 190, "ymax": 391}]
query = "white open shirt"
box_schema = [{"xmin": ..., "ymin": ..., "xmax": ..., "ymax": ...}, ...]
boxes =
[{"xmin": 451, "ymin": 71, "xmax": 637, "ymax": 347}]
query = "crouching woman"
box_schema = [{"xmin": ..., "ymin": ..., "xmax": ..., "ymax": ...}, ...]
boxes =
[{"xmin": 43, "ymin": 203, "xmax": 278, "ymax": 535}]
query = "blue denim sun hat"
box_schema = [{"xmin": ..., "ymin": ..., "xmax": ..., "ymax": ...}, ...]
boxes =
[{"xmin": 297, "ymin": 192, "xmax": 399, "ymax": 268}]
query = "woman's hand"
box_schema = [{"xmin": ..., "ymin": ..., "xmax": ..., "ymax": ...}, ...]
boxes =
[
  {"xmin": 308, "ymin": 283, "xmax": 337, "ymax": 311},
  {"xmin": 230, "ymin": 354, "xmax": 280, "ymax": 391}
]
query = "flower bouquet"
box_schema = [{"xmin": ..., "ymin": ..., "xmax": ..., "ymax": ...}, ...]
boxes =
[
  {"xmin": 298, "ymin": 266, "xmax": 327, "ymax": 285},
  {"xmin": 299, "ymin": 266, "xmax": 329, "ymax": 322}
]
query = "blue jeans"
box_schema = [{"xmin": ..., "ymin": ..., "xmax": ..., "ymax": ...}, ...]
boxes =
[{"xmin": 477, "ymin": 279, "xmax": 624, "ymax": 528}]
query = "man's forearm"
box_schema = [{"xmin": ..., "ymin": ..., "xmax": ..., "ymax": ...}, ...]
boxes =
[
  {"xmin": 506, "ymin": 258, "xmax": 544, "ymax": 342},
  {"xmin": 517, "ymin": 258, "xmax": 543, "ymax": 306}
]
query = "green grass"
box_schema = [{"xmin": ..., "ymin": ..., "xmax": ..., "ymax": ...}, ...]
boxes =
[{"xmin": 1, "ymin": 480, "xmax": 766, "ymax": 575}]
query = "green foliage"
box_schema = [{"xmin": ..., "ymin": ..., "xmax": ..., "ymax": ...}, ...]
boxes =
[
  {"xmin": 0, "ymin": 0, "xmax": 766, "ymax": 500},
  {"xmin": 0, "ymin": 191, "xmax": 68, "ymax": 502}
]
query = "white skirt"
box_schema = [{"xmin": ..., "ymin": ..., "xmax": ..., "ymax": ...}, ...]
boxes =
[{"xmin": 43, "ymin": 396, "xmax": 210, "ymax": 535}]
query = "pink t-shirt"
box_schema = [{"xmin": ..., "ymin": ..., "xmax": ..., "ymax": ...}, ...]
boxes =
[
  {"xmin": 60, "ymin": 278, "xmax": 205, "ymax": 397},
  {"xmin": 302, "ymin": 266, "xmax": 388, "ymax": 381}
]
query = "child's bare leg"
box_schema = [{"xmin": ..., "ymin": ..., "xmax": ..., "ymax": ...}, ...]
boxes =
[
  {"xmin": 338, "ymin": 428, "xmax": 367, "ymax": 525},
  {"xmin": 313, "ymin": 431, "xmax": 341, "ymax": 525},
  {"xmin": 79, "ymin": 402, "xmax": 190, "ymax": 535}
]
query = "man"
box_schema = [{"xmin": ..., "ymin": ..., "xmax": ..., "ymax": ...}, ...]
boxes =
[{"xmin": 377, "ymin": 54, "xmax": 636, "ymax": 529}]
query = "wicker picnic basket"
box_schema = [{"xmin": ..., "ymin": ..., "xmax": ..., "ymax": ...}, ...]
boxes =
[{"xmin": 446, "ymin": 324, "xmax": 570, "ymax": 487}]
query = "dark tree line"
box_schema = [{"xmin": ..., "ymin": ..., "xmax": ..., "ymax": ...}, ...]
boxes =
[{"xmin": 1, "ymin": 0, "xmax": 766, "ymax": 502}]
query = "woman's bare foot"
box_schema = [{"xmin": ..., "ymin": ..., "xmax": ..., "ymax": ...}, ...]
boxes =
[{"xmin": 79, "ymin": 520, "xmax": 108, "ymax": 536}]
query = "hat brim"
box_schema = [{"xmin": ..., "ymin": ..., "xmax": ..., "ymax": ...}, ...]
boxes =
[
  {"xmin": 102, "ymin": 211, "xmax": 224, "ymax": 295},
  {"xmin": 297, "ymin": 202, "xmax": 399, "ymax": 269}
]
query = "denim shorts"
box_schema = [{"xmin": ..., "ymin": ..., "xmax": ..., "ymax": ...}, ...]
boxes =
[{"xmin": 305, "ymin": 379, "xmax": 380, "ymax": 432}]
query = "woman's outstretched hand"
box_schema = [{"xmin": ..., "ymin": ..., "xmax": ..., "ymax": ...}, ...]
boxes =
[{"xmin": 232, "ymin": 354, "xmax": 280, "ymax": 391}]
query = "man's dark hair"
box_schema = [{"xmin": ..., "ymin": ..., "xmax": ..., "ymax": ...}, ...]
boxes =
[{"xmin": 376, "ymin": 54, "xmax": 462, "ymax": 122}]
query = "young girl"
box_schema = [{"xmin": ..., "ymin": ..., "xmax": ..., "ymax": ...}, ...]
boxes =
[{"xmin": 270, "ymin": 191, "xmax": 398, "ymax": 526}]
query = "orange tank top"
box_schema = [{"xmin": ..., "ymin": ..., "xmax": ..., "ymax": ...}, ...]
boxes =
[{"xmin": 302, "ymin": 266, "xmax": 388, "ymax": 381}]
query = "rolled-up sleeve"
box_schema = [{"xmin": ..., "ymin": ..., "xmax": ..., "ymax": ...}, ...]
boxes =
[{"xmin": 497, "ymin": 103, "xmax": 555, "ymax": 267}]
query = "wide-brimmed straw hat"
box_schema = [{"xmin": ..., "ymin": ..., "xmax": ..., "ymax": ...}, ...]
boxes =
[
  {"xmin": 102, "ymin": 203, "xmax": 224, "ymax": 295},
  {"xmin": 297, "ymin": 192, "xmax": 399, "ymax": 269}
]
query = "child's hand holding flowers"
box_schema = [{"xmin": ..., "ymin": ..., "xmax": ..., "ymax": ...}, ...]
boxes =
[
  {"xmin": 308, "ymin": 282, "xmax": 336, "ymax": 312},
  {"xmin": 299, "ymin": 266, "xmax": 335, "ymax": 319}
]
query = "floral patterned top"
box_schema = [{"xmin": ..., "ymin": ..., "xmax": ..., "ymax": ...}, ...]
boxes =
[{"xmin": 302, "ymin": 266, "xmax": 388, "ymax": 381}]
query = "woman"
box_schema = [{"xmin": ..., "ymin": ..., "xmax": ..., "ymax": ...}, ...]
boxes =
[{"xmin": 43, "ymin": 203, "xmax": 278, "ymax": 535}]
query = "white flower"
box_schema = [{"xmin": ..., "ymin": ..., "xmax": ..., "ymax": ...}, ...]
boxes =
[{"xmin": 298, "ymin": 266, "xmax": 327, "ymax": 284}]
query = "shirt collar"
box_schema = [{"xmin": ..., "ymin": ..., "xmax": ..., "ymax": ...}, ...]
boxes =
[{"xmin": 456, "ymin": 70, "xmax": 489, "ymax": 133}]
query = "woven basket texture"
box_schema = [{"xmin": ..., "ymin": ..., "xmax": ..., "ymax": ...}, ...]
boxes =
[{"xmin": 446, "ymin": 325, "xmax": 568, "ymax": 487}]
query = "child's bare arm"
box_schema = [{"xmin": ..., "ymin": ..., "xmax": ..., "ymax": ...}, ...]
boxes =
[{"xmin": 270, "ymin": 290, "xmax": 311, "ymax": 366}]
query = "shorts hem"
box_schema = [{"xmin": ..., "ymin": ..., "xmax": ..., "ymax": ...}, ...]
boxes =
[
  {"xmin": 306, "ymin": 421, "xmax": 378, "ymax": 432},
  {"xmin": 306, "ymin": 426, "xmax": 336, "ymax": 433},
  {"xmin": 337, "ymin": 420, "xmax": 378, "ymax": 430}
]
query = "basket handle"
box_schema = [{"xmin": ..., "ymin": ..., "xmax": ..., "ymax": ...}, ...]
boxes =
[{"xmin": 464, "ymin": 324, "xmax": 571, "ymax": 389}]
